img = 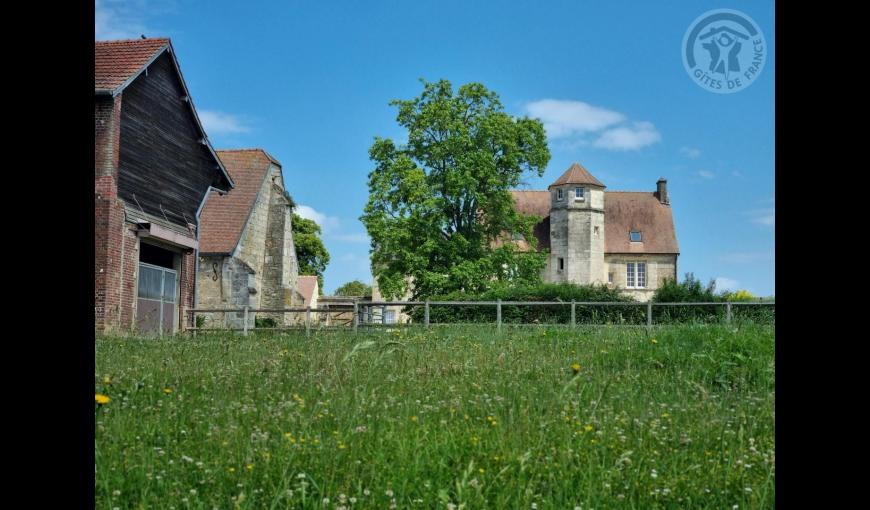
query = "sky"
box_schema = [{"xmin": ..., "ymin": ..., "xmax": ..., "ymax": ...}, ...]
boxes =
[{"xmin": 96, "ymin": 0, "xmax": 774, "ymax": 296}]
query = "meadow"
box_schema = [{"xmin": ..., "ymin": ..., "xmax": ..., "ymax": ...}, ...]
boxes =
[{"xmin": 95, "ymin": 324, "xmax": 775, "ymax": 509}]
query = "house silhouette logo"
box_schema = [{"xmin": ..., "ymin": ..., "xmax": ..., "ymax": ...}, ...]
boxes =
[{"xmin": 682, "ymin": 9, "xmax": 766, "ymax": 94}]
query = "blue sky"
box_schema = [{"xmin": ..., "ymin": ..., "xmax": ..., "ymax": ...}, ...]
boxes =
[{"xmin": 97, "ymin": 0, "xmax": 774, "ymax": 296}]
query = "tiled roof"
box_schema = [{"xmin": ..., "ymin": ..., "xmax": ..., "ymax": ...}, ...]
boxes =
[
  {"xmin": 198, "ymin": 149, "xmax": 278, "ymax": 254},
  {"xmin": 296, "ymin": 276, "xmax": 319, "ymax": 307},
  {"xmin": 509, "ymin": 190, "xmax": 678, "ymax": 254},
  {"xmin": 95, "ymin": 38, "xmax": 170, "ymax": 93},
  {"xmin": 549, "ymin": 162, "xmax": 606, "ymax": 188}
]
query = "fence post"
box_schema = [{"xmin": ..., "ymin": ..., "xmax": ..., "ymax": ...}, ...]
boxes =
[
  {"xmin": 243, "ymin": 306, "xmax": 249, "ymax": 336},
  {"xmin": 306, "ymin": 307, "xmax": 311, "ymax": 337},
  {"xmin": 571, "ymin": 300, "xmax": 576, "ymax": 328},
  {"xmin": 497, "ymin": 299, "xmax": 502, "ymax": 333},
  {"xmin": 353, "ymin": 300, "xmax": 358, "ymax": 334},
  {"xmin": 647, "ymin": 301, "xmax": 652, "ymax": 328},
  {"xmin": 424, "ymin": 300, "xmax": 430, "ymax": 329},
  {"xmin": 726, "ymin": 302, "xmax": 732, "ymax": 324}
]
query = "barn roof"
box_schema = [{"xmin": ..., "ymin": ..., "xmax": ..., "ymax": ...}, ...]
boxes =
[
  {"xmin": 509, "ymin": 190, "xmax": 679, "ymax": 254},
  {"xmin": 95, "ymin": 37, "xmax": 234, "ymax": 191},
  {"xmin": 199, "ymin": 149, "xmax": 281, "ymax": 255}
]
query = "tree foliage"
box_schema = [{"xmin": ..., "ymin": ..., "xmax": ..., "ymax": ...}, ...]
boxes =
[
  {"xmin": 292, "ymin": 213, "xmax": 330, "ymax": 293},
  {"xmin": 652, "ymin": 273, "xmax": 720, "ymax": 302},
  {"xmin": 334, "ymin": 280, "xmax": 372, "ymax": 297},
  {"xmin": 361, "ymin": 79, "xmax": 551, "ymax": 300}
]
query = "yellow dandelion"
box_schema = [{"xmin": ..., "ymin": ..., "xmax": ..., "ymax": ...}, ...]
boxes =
[
  {"xmin": 284, "ymin": 432, "xmax": 293, "ymax": 438},
  {"xmin": 246, "ymin": 464, "xmax": 254, "ymax": 470},
  {"xmin": 95, "ymin": 393, "xmax": 110, "ymax": 405},
  {"xmin": 163, "ymin": 388, "xmax": 173, "ymax": 394},
  {"xmin": 651, "ymin": 338, "xmax": 658, "ymax": 344},
  {"xmin": 103, "ymin": 376, "xmax": 111, "ymax": 384},
  {"xmin": 479, "ymin": 468, "xmax": 485, "ymax": 474},
  {"xmin": 571, "ymin": 362, "xmax": 581, "ymax": 374},
  {"xmin": 228, "ymin": 467, "xmax": 235, "ymax": 473},
  {"xmin": 585, "ymin": 424, "xmax": 594, "ymax": 432},
  {"xmin": 411, "ymin": 415, "xmax": 418, "ymax": 422}
]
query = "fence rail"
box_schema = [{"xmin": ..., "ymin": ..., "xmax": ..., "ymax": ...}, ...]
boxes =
[{"xmin": 181, "ymin": 300, "xmax": 774, "ymax": 335}]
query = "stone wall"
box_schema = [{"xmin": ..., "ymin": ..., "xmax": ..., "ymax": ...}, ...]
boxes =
[{"xmin": 604, "ymin": 254, "xmax": 677, "ymax": 302}]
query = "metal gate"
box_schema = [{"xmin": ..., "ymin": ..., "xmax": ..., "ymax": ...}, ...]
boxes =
[{"xmin": 136, "ymin": 262, "xmax": 177, "ymax": 336}]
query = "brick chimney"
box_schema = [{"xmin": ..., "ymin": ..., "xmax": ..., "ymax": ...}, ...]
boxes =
[{"xmin": 656, "ymin": 177, "xmax": 669, "ymax": 205}]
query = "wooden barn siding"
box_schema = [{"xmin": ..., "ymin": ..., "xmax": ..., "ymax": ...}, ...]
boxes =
[{"xmin": 117, "ymin": 51, "xmax": 219, "ymax": 228}]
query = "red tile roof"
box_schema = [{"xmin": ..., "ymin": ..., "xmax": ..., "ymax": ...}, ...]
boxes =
[
  {"xmin": 95, "ymin": 38, "xmax": 170, "ymax": 93},
  {"xmin": 199, "ymin": 149, "xmax": 278, "ymax": 254},
  {"xmin": 296, "ymin": 276, "xmax": 319, "ymax": 307},
  {"xmin": 509, "ymin": 189, "xmax": 678, "ymax": 254},
  {"xmin": 549, "ymin": 162, "xmax": 606, "ymax": 188}
]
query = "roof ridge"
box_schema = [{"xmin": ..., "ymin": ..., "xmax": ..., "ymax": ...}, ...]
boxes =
[
  {"xmin": 605, "ymin": 190, "xmax": 655, "ymax": 193},
  {"xmin": 95, "ymin": 37, "xmax": 170, "ymax": 44},
  {"xmin": 216, "ymin": 148, "xmax": 267, "ymax": 153}
]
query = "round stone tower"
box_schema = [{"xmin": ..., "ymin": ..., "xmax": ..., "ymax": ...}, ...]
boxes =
[{"xmin": 547, "ymin": 162, "xmax": 607, "ymax": 285}]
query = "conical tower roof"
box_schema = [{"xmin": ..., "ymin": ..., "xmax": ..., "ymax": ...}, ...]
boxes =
[{"xmin": 548, "ymin": 162, "xmax": 606, "ymax": 189}]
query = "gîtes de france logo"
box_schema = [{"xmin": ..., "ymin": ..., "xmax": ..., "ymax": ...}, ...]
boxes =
[{"xmin": 682, "ymin": 8, "xmax": 766, "ymax": 94}]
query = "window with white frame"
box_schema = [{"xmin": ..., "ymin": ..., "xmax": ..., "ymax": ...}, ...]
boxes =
[
  {"xmin": 557, "ymin": 188, "xmax": 563, "ymax": 201},
  {"xmin": 575, "ymin": 187, "xmax": 585, "ymax": 200},
  {"xmin": 608, "ymin": 272, "xmax": 614, "ymax": 284},
  {"xmin": 384, "ymin": 309, "xmax": 396, "ymax": 324},
  {"xmin": 626, "ymin": 262, "xmax": 647, "ymax": 289}
]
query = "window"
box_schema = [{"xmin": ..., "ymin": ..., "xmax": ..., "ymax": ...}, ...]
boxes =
[
  {"xmin": 630, "ymin": 231, "xmax": 642, "ymax": 242},
  {"xmin": 557, "ymin": 188, "xmax": 563, "ymax": 201},
  {"xmin": 608, "ymin": 272, "xmax": 614, "ymax": 284},
  {"xmin": 384, "ymin": 310, "xmax": 396, "ymax": 324},
  {"xmin": 626, "ymin": 262, "xmax": 647, "ymax": 289},
  {"xmin": 575, "ymin": 187, "xmax": 585, "ymax": 200},
  {"xmin": 558, "ymin": 258, "xmax": 564, "ymax": 271}
]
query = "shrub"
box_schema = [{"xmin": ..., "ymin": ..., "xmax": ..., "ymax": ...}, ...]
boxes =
[
  {"xmin": 407, "ymin": 283, "xmax": 645, "ymax": 325},
  {"xmin": 255, "ymin": 317, "xmax": 277, "ymax": 329}
]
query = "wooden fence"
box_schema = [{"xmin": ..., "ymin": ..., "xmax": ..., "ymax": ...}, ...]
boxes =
[{"xmin": 181, "ymin": 300, "xmax": 775, "ymax": 335}]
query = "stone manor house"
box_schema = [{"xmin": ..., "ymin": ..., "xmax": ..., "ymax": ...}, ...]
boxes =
[{"xmin": 511, "ymin": 162, "xmax": 679, "ymax": 301}]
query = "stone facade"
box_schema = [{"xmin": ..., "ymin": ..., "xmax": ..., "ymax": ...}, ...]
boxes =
[
  {"xmin": 512, "ymin": 163, "xmax": 679, "ymax": 302},
  {"xmin": 604, "ymin": 254, "xmax": 676, "ymax": 302},
  {"xmin": 196, "ymin": 157, "xmax": 304, "ymax": 328}
]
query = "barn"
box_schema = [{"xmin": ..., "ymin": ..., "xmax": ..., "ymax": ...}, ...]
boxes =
[{"xmin": 95, "ymin": 38, "xmax": 234, "ymax": 335}]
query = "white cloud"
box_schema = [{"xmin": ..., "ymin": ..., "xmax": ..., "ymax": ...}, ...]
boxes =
[
  {"xmin": 198, "ymin": 110, "xmax": 251, "ymax": 135},
  {"xmin": 714, "ymin": 277, "xmax": 740, "ymax": 292},
  {"xmin": 680, "ymin": 146, "xmax": 701, "ymax": 159},
  {"xmin": 295, "ymin": 205, "xmax": 340, "ymax": 233},
  {"xmin": 525, "ymin": 99, "xmax": 625, "ymax": 138},
  {"xmin": 524, "ymin": 99, "xmax": 661, "ymax": 151},
  {"xmin": 698, "ymin": 170, "xmax": 715, "ymax": 179},
  {"xmin": 752, "ymin": 211, "xmax": 775, "ymax": 227},
  {"xmin": 593, "ymin": 121, "xmax": 662, "ymax": 151},
  {"xmin": 95, "ymin": 0, "xmax": 147, "ymax": 40},
  {"xmin": 333, "ymin": 233, "xmax": 370, "ymax": 243}
]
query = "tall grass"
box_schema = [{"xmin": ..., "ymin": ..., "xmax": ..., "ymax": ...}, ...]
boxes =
[{"xmin": 95, "ymin": 325, "xmax": 774, "ymax": 509}]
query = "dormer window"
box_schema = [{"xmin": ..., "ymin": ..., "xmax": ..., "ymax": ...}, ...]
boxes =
[
  {"xmin": 630, "ymin": 231, "xmax": 642, "ymax": 242},
  {"xmin": 574, "ymin": 187, "xmax": 585, "ymax": 200},
  {"xmin": 557, "ymin": 189, "xmax": 563, "ymax": 201}
]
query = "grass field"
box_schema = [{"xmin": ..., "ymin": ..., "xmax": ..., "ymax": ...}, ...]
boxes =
[{"xmin": 95, "ymin": 324, "xmax": 775, "ymax": 509}]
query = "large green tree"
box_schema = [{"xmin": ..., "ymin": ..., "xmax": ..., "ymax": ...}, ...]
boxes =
[
  {"xmin": 292, "ymin": 213, "xmax": 330, "ymax": 292},
  {"xmin": 361, "ymin": 79, "xmax": 550, "ymax": 300},
  {"xmin": 334, "ymin": 280, "xmax": 372, "ymax": 297}
]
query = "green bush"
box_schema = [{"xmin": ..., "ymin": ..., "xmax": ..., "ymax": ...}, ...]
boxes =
[
  {"xmin": 408, "ymin": 283, "xmax": 645, "ymax": 325},
  {"xmin": 255, "ymin": 317, "xmax": 278, "ymax": 329}
]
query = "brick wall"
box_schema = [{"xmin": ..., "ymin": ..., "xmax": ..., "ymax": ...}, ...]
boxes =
[{"xmin": 95, "ymin": 95, "xmax": 124, "ymax": 333}]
